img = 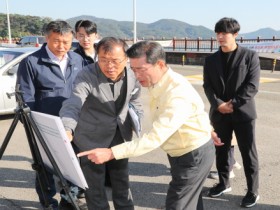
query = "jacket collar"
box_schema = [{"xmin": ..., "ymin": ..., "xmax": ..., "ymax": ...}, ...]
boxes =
[
  {"xmin": 39, "ymin": 44, "xmax": 76, "ymax": 66},
  {"xmin": 149, "ymin": 67, "xmax": 170, "ymax": 98}
]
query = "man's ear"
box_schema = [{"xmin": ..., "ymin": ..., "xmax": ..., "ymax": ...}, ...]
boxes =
[{"xmin": 157, "ymin": 60, "xmax": 166, "ymax": 69}]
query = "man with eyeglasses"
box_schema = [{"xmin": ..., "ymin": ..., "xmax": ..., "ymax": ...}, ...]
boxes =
[
  {"xmin": 74, "ymin": 19, "xmax": 112, "ymax": 190},
  {"xmin": 77, "ymin": 41, "xmax": 220, "ymax": 210},
  {"xmin": 59, "ymin": 37, "xmax": 143, "ymax": 210},
  {"xmin": 74, "ymin": 20, "xmax": 99, "ymax": 65}
]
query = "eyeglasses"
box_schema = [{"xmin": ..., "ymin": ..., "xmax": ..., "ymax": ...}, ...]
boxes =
[
  {"xmin": 77, "ymin": 34, "xmax": 95, "ymax": 41},
  {"xmin": 99, "ymin": 57, "xmax": 127, "ymax": 66}
]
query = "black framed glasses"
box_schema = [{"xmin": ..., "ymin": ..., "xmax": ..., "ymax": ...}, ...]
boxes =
[{"xmin": 99, "ymin": 57, "xmax": 127, "ymax": 66}]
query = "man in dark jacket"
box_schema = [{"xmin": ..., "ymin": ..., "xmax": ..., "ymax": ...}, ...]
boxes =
[
  {"xmin": 60, "ymin": 37, "xmax": 143, "ymax": 210},
  {"xmin": 73, "ymin": 19, "xmax": 117, "ymax": 190},
  {"xmin": 16, "ymin": 21, "xmax": 85, "ymax": 210},
  {"xmin": 203, "ymin": 17, "xmax": 260, "ymax": 208}
]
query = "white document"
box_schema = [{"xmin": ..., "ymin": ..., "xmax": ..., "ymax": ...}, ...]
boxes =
[
  {"xmin": 31, "ymin": 111, "xmax": 88, "ymax": 189},
  {"xmin": 128, "ymin": 103, "xmax": 141, "ymax": 138}
]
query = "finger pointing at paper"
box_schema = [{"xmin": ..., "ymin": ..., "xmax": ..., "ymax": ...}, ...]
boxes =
[{"xmin": 77, "ymin": 148, "xmax": 115, "ymax": 164}]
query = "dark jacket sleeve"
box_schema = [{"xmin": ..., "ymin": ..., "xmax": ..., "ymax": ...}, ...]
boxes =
[
  {"xmin": 231, "ymin": 50, "xmax": 260, "ymax": 109},
  {"xmin": 203, "ymin": 54, "xmax": 224, "ymax": 110},
  {"xmin": 16, "ymin": 57, "xmax": 36, "ymax": 110}
]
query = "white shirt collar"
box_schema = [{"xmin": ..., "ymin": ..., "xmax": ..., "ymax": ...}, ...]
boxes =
[{"xmin": 45, "ymin": 45, "xmax": 69, "ymax": 77}]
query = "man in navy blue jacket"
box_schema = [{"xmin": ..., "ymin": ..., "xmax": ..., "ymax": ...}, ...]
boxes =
[{"xmin": 17, "ymin": 21, "xmax": 85, "ymax": 210}]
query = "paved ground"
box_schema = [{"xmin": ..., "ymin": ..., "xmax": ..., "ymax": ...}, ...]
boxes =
[{"xmin": 0, "ymin": 65, "xmax": 279, "ymax": 209}]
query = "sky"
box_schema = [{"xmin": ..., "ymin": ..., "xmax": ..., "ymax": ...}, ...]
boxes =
[{"xmin": 0, "ymin": 0, "xmax": 279, "ymax": 34}]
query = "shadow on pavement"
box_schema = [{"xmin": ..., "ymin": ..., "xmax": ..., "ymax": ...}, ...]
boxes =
[
  {"xmin": 129, "ymin": 161, "xmax": 170, "ymax": 177},
  {"xmin": 0, "ymin": 198, "xmax": 40, "ymax": 210},
  {"xmin": 202, "ymin": 186, "xmax": 280, "ymax": 210},
  {"xmin": 0, "ymin": 155, "xmax": 33, "ymax": 163},
  {"xmin": 0, "ymin": 167, "xmax": 35, "ymax": 189}
]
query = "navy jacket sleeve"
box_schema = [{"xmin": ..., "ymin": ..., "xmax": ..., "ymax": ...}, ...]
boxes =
[{"xmin": 16, "ymin": 56, "xmax": 36, "ymax": 110}]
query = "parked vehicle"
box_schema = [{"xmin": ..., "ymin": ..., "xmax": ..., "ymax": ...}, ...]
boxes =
[
  {"xmin": 0, "ymin": 47, "xmax": 39, "ymax": 115},
  {"xmin": 71, "ymin": 39, "xmax": 79, "ymax": 50},
  {"xmin": 16, "ymin": 36, "xmax": 46, "ymax": 47}
]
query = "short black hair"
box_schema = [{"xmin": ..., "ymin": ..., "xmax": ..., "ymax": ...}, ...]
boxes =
[
  {"xmin": 126, "ymin": 41, "xmax": 166, "ymax": 65},
  {"xmin": 75, "ymin": 20, "xmax": 97, "ymax": 34},
  {"xmin": 214, "ymin": 17, "xmax": 240, "ymax": 34},
  {"xmin": 44, "ymin": 21, "xmax": 74, "ymax": 36},
  {"xmin": 96, "ymin": 37, "xmax": 128, "ymax": 54}
]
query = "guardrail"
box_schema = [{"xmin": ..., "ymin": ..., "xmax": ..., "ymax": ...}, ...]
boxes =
[{"xmin": 171, "ymin": 36, "xmax": 280, "ymax": 52}]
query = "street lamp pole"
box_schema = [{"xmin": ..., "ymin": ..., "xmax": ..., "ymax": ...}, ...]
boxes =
[
  {"xmin": 133, "ymin": 0, "xmax": 137, "ymax": 43},
  {"xmin": 6, "ymin": 0, "xmax": 12, "ymax": 44}
]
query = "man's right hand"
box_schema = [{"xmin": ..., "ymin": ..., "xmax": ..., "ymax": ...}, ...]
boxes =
[
  {"xmin": 211, "ymin": 131, "xmax": 224, "ymax": 146},
  {"xmin": 217, "ymin": 100, "xmax": 233, "ymax": 114},
  {"xmin": 77, "ymin": 148, "xmax": 115, "ymax": 164}
]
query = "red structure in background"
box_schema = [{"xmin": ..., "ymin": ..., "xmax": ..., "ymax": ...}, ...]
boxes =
[{"xmin": 171, "ymin": 36, "xmax": 280, "ymax": 52}]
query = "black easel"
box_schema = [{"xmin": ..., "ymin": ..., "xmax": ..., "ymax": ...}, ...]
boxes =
[{"xmin": 0, "ymin": 88, "xmax": 80, "ymax": 210}]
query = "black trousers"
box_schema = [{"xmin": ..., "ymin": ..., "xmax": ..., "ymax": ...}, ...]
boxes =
[
  {"xmin": 213, "ymin": 119, "xmax": 259, "ymax": 194},
  {"xmin": 81, "ymin": 157, "xmax": 134, "ymax": 210},
  {"xmin": 80, "ymin": 129, "xmax": 134, "ymax": 210},
  {"xmin": 166, "ymin": 140, "xmax": 215, "ymax": 210}
]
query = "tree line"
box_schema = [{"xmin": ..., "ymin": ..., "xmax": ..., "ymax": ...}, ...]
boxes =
[{"xmin": 0, "ymin": 13, "xmax": 53, "ymax": 39}]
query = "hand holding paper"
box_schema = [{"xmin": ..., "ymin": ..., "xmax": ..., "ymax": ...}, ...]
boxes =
[
  {"xmin": 66, "ymin": 130, "xmax": 73, "ymax": 141},
  {"xmin": 31, "ymin": 111, "xmax": 88, "ymax": 189}
]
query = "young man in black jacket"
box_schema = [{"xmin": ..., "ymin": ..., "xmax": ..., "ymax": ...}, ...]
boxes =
[
  {"xmin": 203, "ymin": 17, "xmax": 260, "ymax": 208},
  {"xmin": 74, "ymin": 20, "xmax": 98, "ymax": 65}
]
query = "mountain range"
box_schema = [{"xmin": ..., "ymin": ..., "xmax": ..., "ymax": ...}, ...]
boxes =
[{"xmin": 66, "ymin": 15, "xmax": 280, "ymax": 40}]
